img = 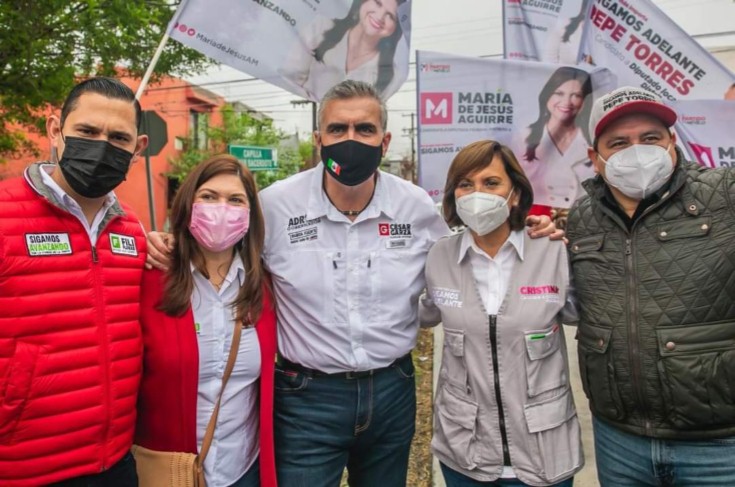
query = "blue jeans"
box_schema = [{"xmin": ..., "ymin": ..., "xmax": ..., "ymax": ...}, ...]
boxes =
[
  {"xmin": 49, "ymin": 451, "xmax": 137, "ymax": 486},
  {"xmin": 593, "ymin": 416, "xmax": 735, "ymax": 486},
  {"xmin": 230, "ymin": 457, "xmax": 259, "ymax": 487},
  {"xmin": 440, "ymin": 463, "xmax": 574, "ymax": 487},
  {"xmin": 274, "ymin": 355, "xmax": 416, "ymax": 487}
]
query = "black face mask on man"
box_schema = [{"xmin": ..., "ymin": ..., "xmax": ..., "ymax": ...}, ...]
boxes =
[
  {"xmin": 321, "ymin": 139, "xmax": 383, "ymax": 186},
  {"xmin": 58, "ymin": 136, "xmax": 134, "ymax": 198}
]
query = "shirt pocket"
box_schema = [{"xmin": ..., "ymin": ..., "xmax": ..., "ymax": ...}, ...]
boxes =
[
  {"xmin": 369, "ymin": 245, "xmax": 426, "ymax": 323},
  {"xmin": 524, "ymin": 323, "xmax": 568, "ymax": 397},
  {"xmin": 440, "ymin": 328, "xmax": 470, "ymax": 394}
]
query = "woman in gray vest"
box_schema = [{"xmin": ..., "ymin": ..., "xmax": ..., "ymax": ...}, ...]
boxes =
[{"xmin": 421, "ymin": 140, "xmax": 583, "ymax": 486}]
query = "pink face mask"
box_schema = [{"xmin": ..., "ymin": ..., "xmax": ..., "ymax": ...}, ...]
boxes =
[{"xmin": 189, "ymin": 202, "xmax": 250, "ymax": 252}]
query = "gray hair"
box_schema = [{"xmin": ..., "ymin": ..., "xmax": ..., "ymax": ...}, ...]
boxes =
[{"xmin": 318, "ymin": 80, "xmax": 388, "ymax": 131}]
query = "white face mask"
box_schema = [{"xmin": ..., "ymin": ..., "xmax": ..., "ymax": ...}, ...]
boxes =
[
  {"xmin": 456, "ymin": 189, "xmax": 514, "ymax": 236},
  {"xmin": 599, "ymin": 144, "xmax": 674, "ymax": 200}
]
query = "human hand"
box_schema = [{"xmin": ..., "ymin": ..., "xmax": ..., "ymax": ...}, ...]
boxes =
[
  {"xmin": 145, "ymin": 231, "xmax": 175, "ymax": 271},
  {"xmin": 525, "ymin": 214, "xmax": 565, "ymax": 241}
]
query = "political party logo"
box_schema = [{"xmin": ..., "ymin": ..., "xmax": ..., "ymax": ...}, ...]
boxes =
[
  {"xmin": 688, "ymin": 143, "xmax": 715, "ymax": 168},
  {"xmin": 420, "ymin": 92, "xmax": 452, "ymax": 125},
  {"xmin": 109, "ymin": 233, "xmax": 138, "ymax": 257},
  {"xmin": 378, "ymin": 223, "xmax": 390, "ymax": 236},
  {"xmin": 379, "ymin": 222, "xmax": 413, "ymax": 248},
  {"xmin": 25, "ymin": 233, "xmax": 72, "ymax": 257},
  {"xmin": 173, "ymin": 22, "xmax": 196, "ymax": 37},
  {"xmin": 420, "ymin": 63, "xmax": 451, "ymax": 73}
]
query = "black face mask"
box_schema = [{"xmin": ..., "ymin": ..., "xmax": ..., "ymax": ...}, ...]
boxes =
[
  {"xmin": 58, "ymin": 136, "xmax": 134, "ymax": 198},
  {"xmin": 321, "ymin": 139, "xmax": 383, "ymax": 186}
]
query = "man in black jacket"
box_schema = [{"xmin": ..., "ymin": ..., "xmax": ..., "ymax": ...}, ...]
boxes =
[{"xmin": 567, "ymin": 86, "xmax": 735, "ymax": 486}]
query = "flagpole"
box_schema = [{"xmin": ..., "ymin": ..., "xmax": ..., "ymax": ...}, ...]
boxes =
[
  {"xmin": 136, "ymin": 0, "xmax": 189, "ymax": 99},
  {"xmin": 137, "ymin": 0, "xmax": 188, "ymax": 231}
]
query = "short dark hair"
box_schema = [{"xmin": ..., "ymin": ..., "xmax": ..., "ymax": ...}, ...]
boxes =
[
  {"xmin": 319, "ymin": 79, "xmax": 388, "ymax": 131},
  {"xmin": 443, "ymin": 140, "xmax": 534, "ymax": 231},
  {"xmin": 60, "ymin": 77, "xmax": 141, "ymax": 129}
]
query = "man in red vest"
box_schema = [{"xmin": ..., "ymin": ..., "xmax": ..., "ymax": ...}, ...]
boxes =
[{"xmin": 0, "ymin": 77, "xmax": 149, "ymax": 486}]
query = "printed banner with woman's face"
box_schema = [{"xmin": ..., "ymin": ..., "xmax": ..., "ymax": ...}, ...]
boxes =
[
  {"xmin": 579, "ymin": 0, "xmax": 735, "ymax": 101},
  {"xmin": 417, "ymin": 50, "xmax": 616, "ymax": 207},
  {"xmin": 503, "ymin": 0, "xmax": 590, "ymax": 65},
  {"xmin": 169, "ymin": 0, "xmax": 412, "ymax": 101}
]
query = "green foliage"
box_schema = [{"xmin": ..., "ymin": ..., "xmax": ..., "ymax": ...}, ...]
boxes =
[
  {"xmin": 169, "ymin": 104, "xmax": 310, "ymax": 190},
  {"xmin": 0, "ymin": 0, "xmax": 209, "ymax": 159}
]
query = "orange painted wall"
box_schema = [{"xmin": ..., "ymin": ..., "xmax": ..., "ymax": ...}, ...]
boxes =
[{"xmin": 0, "ymin": 75, "xmax": 224, "ymax": 232}]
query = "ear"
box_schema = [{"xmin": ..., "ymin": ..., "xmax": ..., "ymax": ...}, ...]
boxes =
[
  {"xmin": 47, "ymin": 115, "xmax": 61, "ymax": 144},
  {"xmin": 313, "ymin": 131, "xmax": 321, "ymax": 150},
  {"xmin": 588, "ymin": 147, "xmax": 603, "ymax": 175},
  {"xmin": 131, "ymin": 135, "xmax": 149, "ymax": 163},
  {"xmin": 381, "ymin": 131, "xmax": 392, "ymax": 156}
]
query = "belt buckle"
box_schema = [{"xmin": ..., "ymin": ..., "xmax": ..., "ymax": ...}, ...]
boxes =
[{"xmin": 345, "ymin": 369, "xmax": 373, "ymax": 379}]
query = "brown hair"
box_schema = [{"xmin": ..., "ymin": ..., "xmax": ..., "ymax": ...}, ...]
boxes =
[
  {"xmin": 160, "ymin": 154, "xmax": 266, "ymax": 323},
  {"xmin": 442, "ymin": 140, "xmax": 534, "ymax": 231}
]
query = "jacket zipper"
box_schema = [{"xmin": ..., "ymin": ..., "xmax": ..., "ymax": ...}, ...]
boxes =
[{"xmin": 489, "ymin": 314, "xmax": 512, "ymax": 467}]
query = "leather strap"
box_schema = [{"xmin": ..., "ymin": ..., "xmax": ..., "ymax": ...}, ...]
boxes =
[{"xmin": 198, "ymin": 318, "xmax": 243, "ymax": 463}]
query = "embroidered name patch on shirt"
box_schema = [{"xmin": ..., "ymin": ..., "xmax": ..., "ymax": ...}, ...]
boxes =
[
  {"xmin": 109, "ymin": 233, "xmax": 138, "ymax": 256},
  {"xmin": 287, "ymin": 214, "xmax": 321, "ymax": 244},
  {"xmin": 25, "ymin": 233, "xmax": 72, "ymax": 256},
  {"xmin": 519, "ymin": 285, "xmax": 560, "ymax": 303},
  {"xmin": 431, "ymin": 287, "xmax": 463, "ymax": 308},
  {"xmin": 378, "ymin": 222, "xmax": 413, "ymax": 249}
]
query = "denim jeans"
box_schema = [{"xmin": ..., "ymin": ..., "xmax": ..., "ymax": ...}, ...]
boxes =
[
  {"xmin": 440, "ymin": 463, "xmax": 574, "ymax": 487},
  {"xmin": 593, "ymin": 416, "xmax": 735, "ymax": 486},
  {"xmin": 274, "ymin": 355, "xmax": 416, "ymax": 487},
  {"xmin": 48, "ymin": 451, "xmax": 137, "ymax": 486},
  {"xmin": 230, "ymin": 457, "xmax": 259, "ymax": 487}
]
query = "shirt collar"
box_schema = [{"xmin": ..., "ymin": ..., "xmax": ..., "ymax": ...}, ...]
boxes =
[
  {"xmin": 306, "ymin": 162, "xmax": 396, "ymax": 221},
  {"xmin": 457, "ymin": 228, "xmax": 525, "ymax": 264},
  {"xmin": 37, "ymin": 163, "xmax": 117, "ymax": 212}
]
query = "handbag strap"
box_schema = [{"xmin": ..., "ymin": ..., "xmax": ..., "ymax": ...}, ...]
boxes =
[{"xmin": 198, "ymin": 318, "xmax": 243, "ymax": 463}]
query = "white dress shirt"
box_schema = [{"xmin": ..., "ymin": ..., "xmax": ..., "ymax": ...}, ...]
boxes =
[
  {"xmin": 192, "ymin": 257, "xmax": 260, "ymax": 487},
  {"xmin": 37, "ymin": 164, "xmax": 116, "ymax": 245},
  {"xmin": 261, "ymin": 163, "xmax": 449, "ymax": 373}
]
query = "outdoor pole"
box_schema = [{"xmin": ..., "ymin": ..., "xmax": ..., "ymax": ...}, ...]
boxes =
[
  {"xmin": 402, "ymin": 112, "xmax": 417, "ymax": 183},
  {"xmin": 291, "ymin": 99, "xmax": 318, "ymax": 167},
  {"xmin": 135, "ymin": 1, "xmax": 187, "ymax": 230},
  {"xmin": 142, "ymin": 113, "xmax": 158, "ymax": 231}
]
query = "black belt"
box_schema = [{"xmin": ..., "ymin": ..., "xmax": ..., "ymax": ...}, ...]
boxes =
[{"xmin": 277, "ymin": 353, "xmax": 411, "ymax": 380}]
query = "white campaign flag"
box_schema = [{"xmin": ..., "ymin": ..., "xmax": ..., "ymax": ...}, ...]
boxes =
[
  {"xmin": 579, "ymin": 0, "xmax": 734, "ymax": 101},
  {"xmin": 670, "ymin": 100, "xmax": 735, "ymax": 169},
  {"xmin": 417, "ymin": 50, "xmax": 615, "ymax": 208},
  {"xmin": 503, "ymin": 0, "xmax": 589, "ymax": 64},
  {"xmin": 168, "ymin": 0, "xmax": 412, "ymax": 101}
]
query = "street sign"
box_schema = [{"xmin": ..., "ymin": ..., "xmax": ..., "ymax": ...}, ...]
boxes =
[
  {"xmin": 228, "ymin": 145, "xmax": 278, "ymax": 171},
  {"xmin": 141, "ymin": 110, "xmax": 168, "ymax": 157}
]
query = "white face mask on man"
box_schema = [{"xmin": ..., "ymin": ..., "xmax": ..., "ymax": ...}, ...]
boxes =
[
  {"xmin": 456, "ymin": 189, "xmax": 514, "ymax": 236},
  {"xmin": 599, "ymin": 144, "xmax": 674, "ymax": 200}
]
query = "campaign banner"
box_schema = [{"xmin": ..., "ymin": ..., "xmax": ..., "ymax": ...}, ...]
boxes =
[
  {"xmin": 168, "ymin": 0, "xmax": 412, "ymax": 101},
  {"xmin": 503, "ymin": 0, "xmax": 589, "ymax": 64},
  {"xmin": 417, "ymin": 50, "xmax": 616, "ymax": 207},
  {"xmin": 670, "ymin": 100, "xmax": 735, "ymax": 169},
  {"xmin": 579, "ymin": 0, "xmax": 735, "ymax": 101}
]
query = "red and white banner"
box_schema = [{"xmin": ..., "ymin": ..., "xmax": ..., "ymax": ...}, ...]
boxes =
[
  {"xmin": 579, "ymin": 0, "xmax": 734, "ymax": 101},
  {"xmin": 503, "ymin": 0, "xmax": 589, "ymax": 64},
  {"xmin": 169, "ymin": 0, "xmax": 412, "ymax": 101},
  {"xmin": 670, "ymin": 100, "xmax": 735, "ymax": 169},
  {"xmin": 417, "ymin": 50, "xmax": 616, "ymax": 207}
]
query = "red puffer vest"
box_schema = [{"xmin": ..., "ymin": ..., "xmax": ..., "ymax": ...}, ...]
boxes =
[{"xmin": 0, "ymin": 164, "xmax": 147, "ymax": 486}]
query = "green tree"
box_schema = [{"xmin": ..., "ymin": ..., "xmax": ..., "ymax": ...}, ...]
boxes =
[
  {"xmin": 0, "ymin": 1, "xmax": 208, "ymax": 159},
  {"xmin": 169, "ymin": 104, "xmax": 310, "ymax": 190}
]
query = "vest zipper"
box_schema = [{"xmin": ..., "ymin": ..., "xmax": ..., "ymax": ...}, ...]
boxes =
[
  {"xmin": 91, "ymin": 240, "xmax": 111, "ymax": 470},
  {"xmin": 489, "ymin": 314, "xmax": 512, "ymax": 467}
]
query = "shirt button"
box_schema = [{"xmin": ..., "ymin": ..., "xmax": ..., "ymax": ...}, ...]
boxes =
[
  {"xmin": 701, "ymin": 224, "xmax": 709, "ymax": 231},
  {"xmin": 660, "ymin": 231, "xmax": 668, "ymax": 237},
  {"xmin": 666, "ymin": 341, "xmax": 676, "ymax": 351},
  {"xmin": 597, "ymin": 338, "xmax": 604, "ymax": 347}
]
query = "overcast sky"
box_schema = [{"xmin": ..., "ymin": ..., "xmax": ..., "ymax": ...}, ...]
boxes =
[{"xmin": 185, "ymin": 0, "xmax": 735, "ymax": 160}]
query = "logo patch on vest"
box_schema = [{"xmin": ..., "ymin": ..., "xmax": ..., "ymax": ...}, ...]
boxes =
[
  {"xmin": 519, "ymin": 284, "xmax": 560, "ymax": 303},
  {"xmin": 109, "ymin": 233, "xmax": 138, "ymax": 256},
  {"xmin": 25, "ymin": 233, "xmax": 72, "ymax": 256},
  {"xmin": 431, "ymin": 287, "xmax": 463, "ymax": 308}
]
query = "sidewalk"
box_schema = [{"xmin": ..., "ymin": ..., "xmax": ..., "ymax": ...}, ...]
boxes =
[{"xmin": 432, "ymin": 325, "xmax": 599, "ymax": 486}]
